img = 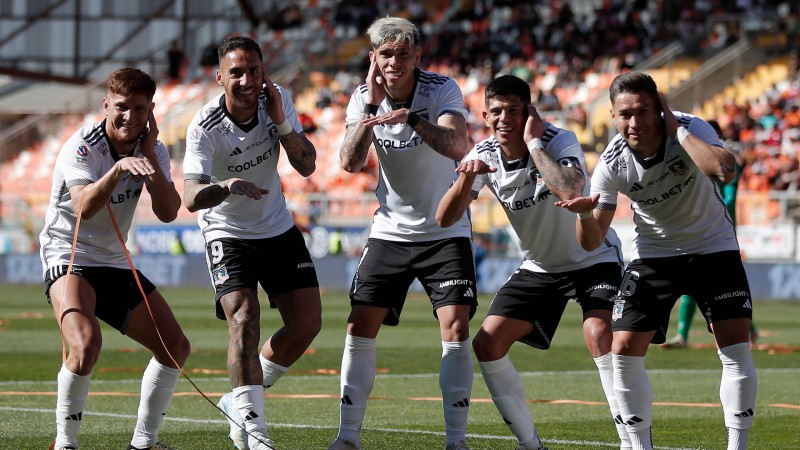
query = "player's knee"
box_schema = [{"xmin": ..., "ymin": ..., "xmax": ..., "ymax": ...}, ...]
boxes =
[
  {"xmin": 170, "ymin": 333, "xmax": 191, "ymax": 366},
  {"xmin": 472, "ymin": 331, "xmax": 497, "ymax": 361},
  {"xmin": 67, "ymin": 335, "xmax": 102, "ymax": 372},
  {"xmin": 289, "ymin": 315, "xmax": 322, "ymax": 344}
]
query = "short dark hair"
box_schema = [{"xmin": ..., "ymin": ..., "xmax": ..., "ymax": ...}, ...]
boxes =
[
  {"xmin": 106, "ymin": 68, "xmax": 156, "ymax": 101},
  {"xmin": 609, "ymin": 71, "xmax": 658, "ymax": 105},
  {"xmin": 485, "ymin": 75, "xmax": 531, "ymax": 106},
  {"xmin": 217, "ymin": 36, "xmax": 262, "ymax": 63}
]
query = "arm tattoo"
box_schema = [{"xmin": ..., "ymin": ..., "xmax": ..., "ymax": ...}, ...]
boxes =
[
  {"xmin": 413, "ymin": 119, "xmax": 458, "ymax": 159},
  {"xmin": 189, "ymin": 183, "xmax": 230, "ymax": 210},
  {"xmin": 531, "ymin": 150, "xmax": 585, "ymax": 200},
  {"xmin": 340, "ymin": 121, "xmax": 373, "ymax": 170},
  {"xmin": 281, "ymin": 132, "xmax": 316, "ymax": 175}
]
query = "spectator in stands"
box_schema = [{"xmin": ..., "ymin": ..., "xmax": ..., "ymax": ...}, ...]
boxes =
[
  {"xmin": 182, "ymin": 35, "xmax": 321, "ymax": 450},
  {"xmin": 329, "ymin": 17, "xmax": 477, "ymax": 450},
  {"xmin": 557, "ymin": 72, "xmax": 757, "ymax": 450},
  {"xmin": 436, "ymin": 74, "xmax": 629, "ymax": 450},
  {"xmin": 40, "ymin": 68, "xmax": 189, "ymax": 450},
  {"xmin": 166, "ymin": 40, "xmax": 184, "ymax": 81},
  {"xmin": 199, "ymin": 41, "xmax": 219, "ymax": 73}
]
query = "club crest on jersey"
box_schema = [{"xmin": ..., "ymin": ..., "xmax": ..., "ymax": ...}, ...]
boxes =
[
  {"xmin": 189, "ymin": 127, "xmax": 201, "ymax": 142},
  {"xmin": 611, "ymin": 297, "xmax": 624, "ymax": 321},
  {"xmin": 481, "ymin": 152, "xmax": 499, "ymax": 166},
  {"xmin": 669, "ymin": 159, "xmax": 688, "ymax": 176},
  {"xmin": 212, "ymin": 265, "xmax": 229, "ymax": 286},
  {"xmin": 270, "ymin": 126, "xmax": 279, "ymax": 139},
  {"xmin": 76, "ymin": 145, "xmax": 89, "ymax": 157},
  {"xmin": 528, "ymin": 167, "xmax": 543, "ymax": 185}
]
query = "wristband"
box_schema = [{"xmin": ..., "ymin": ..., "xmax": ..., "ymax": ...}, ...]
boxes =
[
  {"xmin": 676, "ymin": 126, "xmax": 690, "ymax": 145},
  {"xmin": 363, "ymin": 103, "xmax": 379, "ymax": 115},
  {"xmin": 578, "ymin": 211, "xmax": 592, "ymax": 220},
  {"xmin": 276, "ymin": 121, "xmax": 293, "ymax": 136},
  {"xmin": 527, "ymin": 138, "xmax": 544, "ymax": 152},
  {"xmin": 407, "ymin": 111, "xmax": 422, "ymax": 127}
]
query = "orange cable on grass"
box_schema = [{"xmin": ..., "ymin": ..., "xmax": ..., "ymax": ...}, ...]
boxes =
[{"xmin": 103, "ymin": 203, "xmax": 276, "ymax": 449}]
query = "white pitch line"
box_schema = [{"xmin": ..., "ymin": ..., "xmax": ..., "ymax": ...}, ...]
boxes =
[
  {"xmin": 0, "ymin": 367, "xmax": 797, "ymax": 387},
  {"xmin": 0, "ymin": 406, "xmax": 702, "ymax": 450}
]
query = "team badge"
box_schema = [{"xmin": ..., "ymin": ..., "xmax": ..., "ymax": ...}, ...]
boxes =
[
  {"xmin": 77, "ymin": 145, "xmax": 89, "ymax": 157},
  {"xmin": 611, "ymin": 296, "xmax": 624, "ymax": 321},
  {"xmin": 528, "ymin": 167, "xmax": 543, "ymax": 186},
  {"xmin": 212, "ymin": 265, "xmax": 229, "ymax": 286},
  {"xmin": 669, "ymin": 159, "xmax": 687, "ymax": 176},
  {"xmin": 270, "ymin": 126, "xmax": 279, "ymax": 139},
  {"xmin": 558, "ymin": 156, "xmax": 583, "ymax": 173},
  {"xmin": 481, "ymin": 152, "xmax": 499, "ymax": 167},
  {"xmin": 189, "ymin": 128, "xmax": 201, "ymax": 141}
]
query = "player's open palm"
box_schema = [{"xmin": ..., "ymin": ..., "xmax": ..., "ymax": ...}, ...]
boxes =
[
  {"xmin": 139, "ymin": 108, "xmax": 159, "ymax": 159},
  {"xmin": 555, "ymin": 193, "xmax": 599, "ymax": 213},
  {"xmin": 117, "ymin": 156, "xmax": 155, "ymax": 179},
  {"xmin": 365, "ymin": 54, "xmax": 387, "ymax": 105},
  {"xmin": 523, "ymin": 104, "xmax": 545, "ymax": 142},
  {"xmin": 456, "ymin": 159, "xmax": 496, "ymax": 176},
  {"xmin": 226, "ymin": 178, "xmax": 269, "ymax": 200},
  {"xmin": 262, "ymin": 72, "xmax": 286, "ymax": 125}
]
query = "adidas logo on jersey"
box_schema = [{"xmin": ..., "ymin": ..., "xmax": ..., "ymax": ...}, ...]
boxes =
[
  {"xmin": 630, "ymin": 182, "xmax": 645, "ymax": 192},
  {"xmin": 743, "ymin": 299, "xmax": 752, "ymax": 309},
  {"xmin": 463, "ymin": 288, "xmax": 474, "ymax": 298},
  {"xmin": 229, "ymin": 147, "xmax": 243, "ymax": 156}
]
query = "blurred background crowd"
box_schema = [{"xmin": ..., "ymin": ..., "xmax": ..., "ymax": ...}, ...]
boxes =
[{"xmin": 1, "ymin": 0, "xmax": 799, "ymax": 254}]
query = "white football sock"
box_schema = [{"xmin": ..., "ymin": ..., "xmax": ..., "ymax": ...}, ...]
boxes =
[
  {"xmin": 594, "ymin": 352, "xmax": 631, "ymax": 448},
  {"xmin": 259, "ymin": 354, "xmax": 288, "ymax": 389},
  {"xmin": 55, "ymin": 365, "xmax": 91, "ymax": 450},
  {"xmin": 478, "ymin": 356, "xmax": 540, "ymax": 447},
  {"xmin": 232, "ymin": 385, "xmax": 269, "ymax": 435},
  {"xmin": 440, "ymin": 339, "xmax": 473, "ymax": 446},
  {"xmin": 130, "ymin": 358, "xmax": 181, "ymax": 448},
  {"xmin": 727, "ymin": 427, "xmax": 750, "ymax": 450},
  {"xmin": 336, "ymin": 334, "xmax": 376, "ymax": 447},
  {"xmin": 718, "ymin": 342, "xmax": 757, "ymax": 450},
  {"xmin": 613, "ymin": 354, "xmax": 653, "ymax": 450}
]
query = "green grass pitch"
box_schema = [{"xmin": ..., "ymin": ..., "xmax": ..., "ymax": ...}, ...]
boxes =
[{"xmin": 0, "ymin": 284, "xmax": 798, "ymax": 449}]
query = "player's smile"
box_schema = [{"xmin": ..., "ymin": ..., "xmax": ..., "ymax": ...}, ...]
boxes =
[
  {"xmin": 218, "ymin": 48, "xmax": 264, "ymax": 122},
  {"xmin": 104, "ymin": 92, "xmax": 151, "ymax": 147}
]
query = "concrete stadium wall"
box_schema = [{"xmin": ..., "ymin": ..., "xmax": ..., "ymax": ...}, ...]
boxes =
[{"xmin": 3, "ymin": 254, "xmax": 799, "ymax": 301}]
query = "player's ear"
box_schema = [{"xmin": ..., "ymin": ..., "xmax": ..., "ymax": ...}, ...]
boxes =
[{"xmin": 216, "ymin": 70, "xmax": 223, "ymax": 86}]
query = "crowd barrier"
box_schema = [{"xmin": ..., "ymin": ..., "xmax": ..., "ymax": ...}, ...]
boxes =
[{"xmin": 3, "ymin": 253, "xmax": 799, "ymax": 301}]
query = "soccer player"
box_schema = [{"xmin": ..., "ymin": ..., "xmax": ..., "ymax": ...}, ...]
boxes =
[
  {"xmin": 182, "ymin": 36, "xmax": 321, "ymax": 450},
  {"xmin": 437, "ymin": 74, "xmax": 628, "ymax": 450},
  {"xmin": 661, "ymin": 120, "xmax": 759, "ymax": 350},
  {"xmin": 557, "ymin": 72, "xmax": 757, "ymax": 450},
  {"xmin": 40, "ymin": 68, "xmax": 189, "ymax": 450},
  {"xmin": 328, "ymin": 17, "xmax": 477, "ymax": 450}
]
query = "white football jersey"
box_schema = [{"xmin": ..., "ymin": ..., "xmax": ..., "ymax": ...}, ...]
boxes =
[
  {"xmin": 39, "ymin": 121, "xmax": 173, "ymax": 275},
  {"xmin": 183, "ymin": 85, "xmax": 301, "ymax": 241},
  {"xmin": 345, "ymin": 68, "xmax": 471, "ymax": 242},
  {"xmin": 591, "ymin": 112, "xmax": 738, "ymax": 259},
  {"xmin": 465, "ymin": 125, "xmax": 623, "ymax": 273}
]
